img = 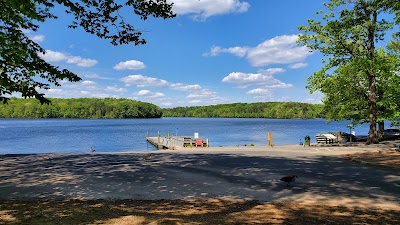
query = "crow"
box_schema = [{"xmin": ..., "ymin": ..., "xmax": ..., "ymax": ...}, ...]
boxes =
[
  {"xmin": 143, "ymin": 153, "xmax": 153, "ymax": 161},
  {"xmin": 280, "ymin": 175, "xmax": 298, "ymax": 186}
]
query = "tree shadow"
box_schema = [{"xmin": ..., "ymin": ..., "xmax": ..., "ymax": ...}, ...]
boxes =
[{"xmin": 0, "ymin": 152, "xmax": 399, "ymax": 223}]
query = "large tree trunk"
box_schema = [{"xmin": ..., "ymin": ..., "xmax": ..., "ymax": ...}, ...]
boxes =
[
  {"xmin": 366, "ymin": 8, "xmax": 379, "ymax": 145},
  {"xmin": 367, "ymin": 73, "xmax": 378, "ymax": 144},
  {"xmin": 378, "ymin": 121, "xmax": 385, "ymax": 140}
]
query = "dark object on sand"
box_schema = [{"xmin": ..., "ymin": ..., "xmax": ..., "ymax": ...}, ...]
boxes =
[
  {"xmin": 280, "ymin": 175, "xmax": 298, "ymax": 186},
  {"xmin": 143, "ymin": 153, "xmax": 153, "ymax": 161}
]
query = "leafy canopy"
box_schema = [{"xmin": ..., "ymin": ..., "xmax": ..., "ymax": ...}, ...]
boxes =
[
  {"xmin": 0, "ymin": 0, "xmax": 175, "ymax": 104},
  {"xmin": 298, "ymin": 0, "xmax": 400, "ymax": 143}
]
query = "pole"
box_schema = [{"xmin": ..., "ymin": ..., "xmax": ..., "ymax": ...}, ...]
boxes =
[{"xmin": 268, "ymin": 132, "xmax": 273, "ymax": 147}]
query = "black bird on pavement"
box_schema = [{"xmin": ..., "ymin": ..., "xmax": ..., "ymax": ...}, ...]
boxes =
[
  {"xmin": 143, "ymin": 153, "xmax": 153, "ymax": 161},
  {"xmin": 280, "ymin": 175, "xmax": 298, "ymax": 186}
]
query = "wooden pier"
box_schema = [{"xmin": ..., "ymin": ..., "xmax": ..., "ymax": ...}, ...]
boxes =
[{"xmin": 146, "ymin": 135, "xmax": 208, "ymax": 150}]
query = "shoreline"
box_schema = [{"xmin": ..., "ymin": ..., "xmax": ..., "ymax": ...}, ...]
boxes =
[{"xmin": 2, "ymin": 140, "xmax": 397, "ymax": 156}]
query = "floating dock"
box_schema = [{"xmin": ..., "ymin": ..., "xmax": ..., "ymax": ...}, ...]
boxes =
[{"xmin": 146, "ymin": 136, "xmax": 208, "ymax": 150}]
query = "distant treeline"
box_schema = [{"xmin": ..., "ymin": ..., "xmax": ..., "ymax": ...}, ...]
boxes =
[
  {"xmin": 162, "ymin": 102, "xmax": 324, "ymax": 119},
  {"xmin": 0, "ymin": 98, "xmax": 162, "ymax": 119}
]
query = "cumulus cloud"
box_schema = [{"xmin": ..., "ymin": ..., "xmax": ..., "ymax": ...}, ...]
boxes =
[
  {"xmin": 120, "ymin": 75, "xmax": 206, "ymax": 92},
  {"xmin": 170, "ymin": 83, "xmax": 202, "ymax": 91},
  {"xmin": 30, "ymin": 35, "xmax": 45, "ymax": 43},
  {"xmin": 41, "ymin": 79, "xmax": 128, "ymax": 99},
  {"xmin": 203, "ymin": 45, "xmax": 249, "ymax": 57},
  {"xmin": 39, "ymin": 50, "xmax": 97, "ymax": 67},
  {"xmin": 113, "ymin": 60, "xmax": 146, "ymax": 70},
  {"xmin": 203, "ymin": 46, "xmax": 250, "ymax": 57},
  {"xmin": 289, "ymin": 62, "xmax": 308, "ymax": 69},
  {"xmin": 66, "ymin": 56, "xmax": 97, "ymax": 67},
  {"xmin": 246, "ymin": 88, "xmax": 272, "ymax": 95},
  {"xmin": 105, "ymin": 85, "xmax": 126, "ymax": 93},
  {"xmin": 42, "ymin": 88, "xmax": 118, "ymax": 99},
  {"xmin": 22, "ymin": 29, "xmax": 45, "ymax": 43},
  {"xmin": 186, "ymin": 89, "xmax": 215, "ymax": 99},
  {"xmin": 136, "ymin": 90, "xmax": 165, "ymax": 98},
  {"xmin": 257, "ymin": 68, "xmax": 286, "ymax": 76},
  {"xmin": 204, "ymin": 34, "xmax": 312, "ymax": 67},
  {"xmin": 120, "ymin": 75, "xmax": 169, "ymax": 87},
  {"xmin": 119, "ymin": 74, "xmax": 227, "ymax": 106},
  {"xmin": 169, "ymin": 0, "xmax": 250, "ymax": 21},
  {"xmin": 84, "ymin": 74, "xmax": 114, "ymax": 80},
  {"xmin": 222, "ymin": 69, "xmax": 289, "ymax": 88}
]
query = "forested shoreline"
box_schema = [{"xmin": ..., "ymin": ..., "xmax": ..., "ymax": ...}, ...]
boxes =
[
  {"xmin": 162, "ymin": 102, "xmax": 324, "ymax": 119},
  {"xmin": 0, "ymin": 98, "xmax": 163, "ymax": 118},
  {"xmin": 0, "ymin": 99, "xmax": 324, "ymax": 119}
]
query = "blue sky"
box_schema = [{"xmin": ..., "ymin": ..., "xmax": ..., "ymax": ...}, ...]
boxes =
[{"xmin": 27, "ymin": 0, "xmax": 328, "ymax": 108}]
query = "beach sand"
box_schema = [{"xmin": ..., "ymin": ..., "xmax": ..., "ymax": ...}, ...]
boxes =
[{"xmin": 1, "ymin": 142, "xmax": 399, "ymax": 224}]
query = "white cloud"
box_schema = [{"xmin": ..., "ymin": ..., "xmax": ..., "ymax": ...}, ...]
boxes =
[
  {"xmin": 222, "ymin": 71, "xmax": 293, "ymax": 89},
  {"xmin": 120, "ymin": 75, "xmax": 169, "ymax": 87},
  {"xmin": 160, "ymin": 101, "xmax": 173, "ymax": 107},
  {"xmin": 203, "ymin": 45, "xmax": 249, "ymax": 57},
  {"xmin": 258, "ymin": 68, "xmax": 286, "ymax": 76},
  {"xmin": 223, "ymin": 72, "xmax": 269, "ymax": 84},
  {"xmin": 205, "ymin": 34, "xmax": 312, "ymax": 67},
  {"xmin": 170, "ymin": 83, "xmax": 202, "ymax": 91},
  {"xmin": 30, "ymin": 35, "xmax": 45, "ymax": 43},
  {"xmin": 247, "ymin": 88, "xmax": 272, "ymax": 95},
  {"xmin": 77, "ymin": 80, "xmax": 98, "ymax": 90},
  {"xmin": 289, "ymin": 62, "xmax": 308, "ymax": 69},
  {"xmin": 169, "ymin": 0, "xmax": 250, "ymax": 20},
  {"xmin": 42, "ymin": 88, "xmax": 118, "ymax": 99},
  {"xmin": 85, "ymin": 74, "xmax": 100, "ymax": 79},
  {"xmin": 81, "ymin": 80, "xmax": 96, "ymax": 85},
  {"xmin": 84, "ymin": 74, "xmax": 114, "ymax": 80},
  {"xmin": 105, "ymin": 85, "xmax": 126, "ymax": 93},
  {"xmin": 113, "ymin": 60, "xmax": 146, "ymax": 70},
  {"xmin": 136, "ymin": 90, "xmax": 165, "ymax": 98},
  {"xmin": 22, "ymin": 29, "xmax": 45, "ymax": 43},
  {"xmin": 39, "ymin": 50, "xmax": 97, "ymax": 67},
  {"xmin": 66, "ymin": 56, "xmax": 97, "ymax": 67},
  {"xmin": 184, "ymin": 88, "xmax": 227, "ymax": 106},
  {"xmin": 40, "ymin": 50, "xmax": 68, "ymax": 61},
  {"xmin": 119, "ymin": 74, "xmax": 228, "ymax": 106}
]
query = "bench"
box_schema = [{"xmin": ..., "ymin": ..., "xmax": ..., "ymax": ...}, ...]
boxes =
[{"xmin": 195, "ymin": 139, "xmax": 204, "ymax": 147}]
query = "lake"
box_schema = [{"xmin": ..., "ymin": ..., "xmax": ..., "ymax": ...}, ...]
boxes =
[{"xmin": 0, "ymin": 118, "xmax": 372, "ymax": 154}]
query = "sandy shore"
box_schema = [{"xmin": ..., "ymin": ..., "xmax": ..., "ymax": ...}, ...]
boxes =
[{"xmin": 0, "ymin": 143, "xmax": 399, "ymax": 210}]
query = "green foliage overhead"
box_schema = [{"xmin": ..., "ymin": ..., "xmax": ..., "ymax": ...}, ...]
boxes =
[
  {"xmin": 298, "ymin": 0, "xmax": 400, "ymax": 144},
  {"xmin": 162, "ymin": 102, "xmax": 324, "ymax": 119},
  {"xmin": 0, "ymin": 0, "xmax": 175, "ymax": 104},
  {"xmin": 0, "ymin": 98, "xmax": 163, "ymax": 118}
]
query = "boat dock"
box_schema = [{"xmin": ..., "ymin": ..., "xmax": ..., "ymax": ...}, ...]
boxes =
[{"xmin": 146, "ymin": 135, "xmax": 208, "ymax": 150}]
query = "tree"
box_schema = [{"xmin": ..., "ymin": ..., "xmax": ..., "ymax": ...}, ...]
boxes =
[
  {"xmin": 314, "ymin": 49, "xmax": 400, "ymax": 139},
  {"xmin": 298, "ymin": 0, "xmax": 399, "ymax": 144},
  {"xmin": 0, "ymin": 0, "xmax": 175, "ymax": 104}
]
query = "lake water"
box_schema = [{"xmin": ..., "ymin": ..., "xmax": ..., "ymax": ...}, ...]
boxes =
[{"xmin": 0, "ymin": 118, "xmax": 372, "ymax": 154}]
